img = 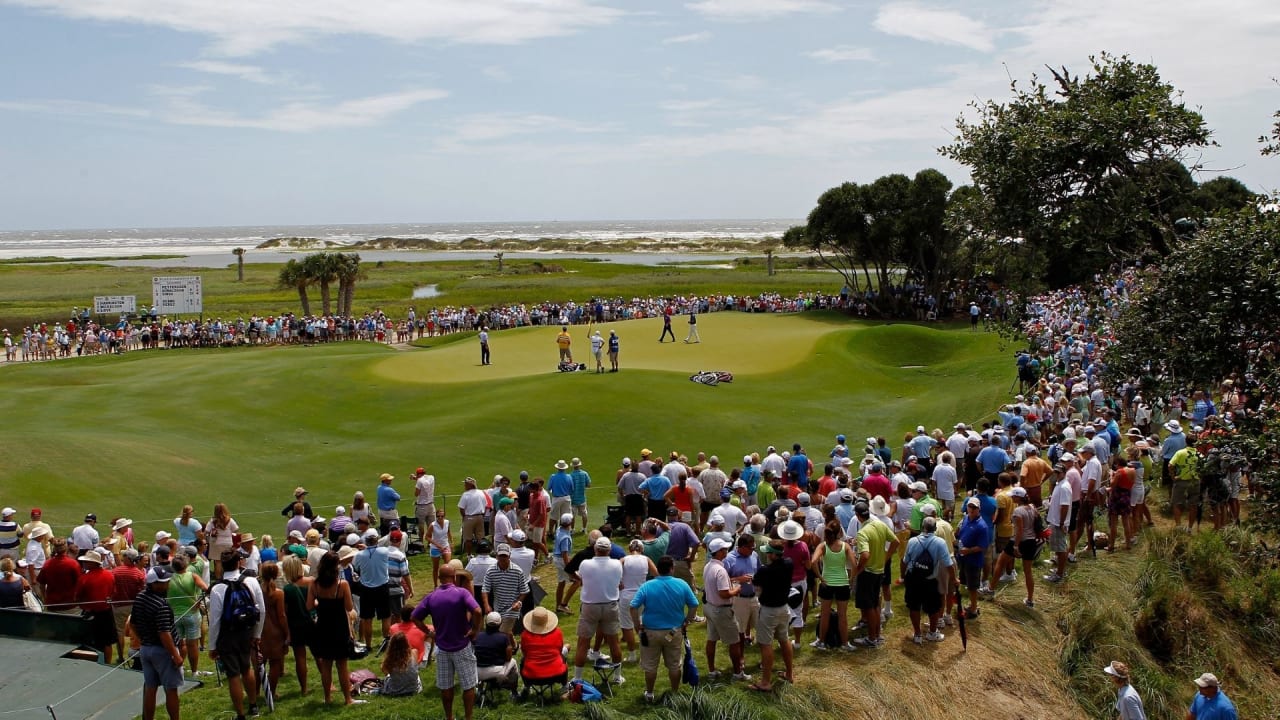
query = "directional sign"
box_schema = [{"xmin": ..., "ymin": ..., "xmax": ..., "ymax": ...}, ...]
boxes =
[
  {"xmin": 93, "ymin": 295, "xmax": 137, "ymax": 315},
  {"xmin": 152, "ymin": 275, "xmax": 203, "ymax": 314}
]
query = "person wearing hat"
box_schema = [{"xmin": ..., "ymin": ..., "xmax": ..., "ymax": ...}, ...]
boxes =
[
  {"xmin": 21, "ymin": 525, "xmax": 50, "ymax": 585},
  {"xmin": 1188, "ymin": 672, "xmax": 1236, "ymax": 719},
  {"xmin": 0, "ymin": 507, "xmax": 22, "ymax": 563},
  {"xmin": 71, "ymin": 512, "xmax": 100, "ymax": 555},
  {"xmin": 352, "ymin": 528, "xmax": 393, "ymax": 652},
  {"xmin": 774, "ymin": 520, "xmax": 810, "ymax": 648},
  {"xmin": 493, "ymin": 496, "xmax": 516, "ymax": 547},
  {"xmin": 376, "ymin": 473, "xmax": 402, "ymax": 536},
  {"xmin": 567, "ymin": 457, "xmax": 592, "ymax": 534},
  {"xmin": 1160, "ymin": 419, "xmax": 1187, "ymax": 486},
  {"xmin": 900, "ymin": 515, "xmax": 955, "ymax": 643},
  {"xmin": 628, "ymin": 555, "xmax": 700, "ymax": 702},
  {"xmin": 1101, "ymin": 661, "xmax": 1147, "ymax": 720},
  {"xmin": 133, "ymin": 565, "xmax": 184, "ymax": 720},
  {"xmin": 556, "ymin": 323, "xmax": 573, "ymax": 360},
  {"xmin": 701, "ymin": 537, "xmax": 749, "ymax": 681},
  {"xmin": 745, "ymin": 539, "xmax": 795, "ymax": 690},
  {"xmin": 548, "ymin": 460, "xmax": 574, "ymax": 528},
  {"xmin": 553, "ymin": 513, "xmax": 576, "ymax": 613},
  {"xmin": 209, "ymin": 548, "xmax": 267, "ymax": 717},
  {"xmin": 76, "ymin": 549, "xmax": 119, "ymax": 662},
  {"xmin": 412, "ymin": 467, "xmax": 437, "ymax": 545},
  {"xmin": 22, "ymin": 508, "xmax": 52, "ymax": 557},
  {"xmin": 457, "ymin": 477, "xmax": 487, "ymax": 557},
  {"xmin": 1168, "ymin": 440, "xmax": 1203, "ymax": 531},
  {"xmin": 472, "ymin": 610, "xmax": 518, "ymax": 696},
  {"xmin": 907, "ymin": 482, "xmax": 942, "ymax": 535},
  {"xmin": 236, "ymin": 533, "xmax": 260, "ymax": 575},
  {"xmin": 520, "ymin": 606, "xmax": 569, "ymax": 691},
  {"xmin": 411, "ymin": 564, "xmax": 482, "ymax": 719},
  {"xmin": 589, "ymin": 328, "xmax": 606, "ymax": 372},
  {"xmin": 570, "ymin": 536, "xmax": 626, "ymax": 686},
  {"xmin": 618, "ymin": 457, "xmax": 647, "ymax": 537},
  {"xmin": 955, "ymin": 497, "xmax": 991, "ymax": 619},
  {"xmin": 851, "ymin": 503, "xmax": 898, "ymax": 648},
  {"xmin": 280, "ymin": 487, "xmax": 314, "ymax": 520},
  {"xmin": 481, "ymin": 543, "xmax": 529, "ymax": 636}
]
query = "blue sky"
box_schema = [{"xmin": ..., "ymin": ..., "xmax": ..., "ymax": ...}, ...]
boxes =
[{"xmin": 1, "ymin": 0, "xmax": 1277, "ymax": 230}]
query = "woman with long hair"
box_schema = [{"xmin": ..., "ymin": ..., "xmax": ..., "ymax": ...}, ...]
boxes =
[
  {"xmin": 663, "ymin": 473, "xmax": 699, "ymax": 533},
  {"xmin": 619, "ymin": 539, "xmax": 658, "ymax": 663},
  {"xmin": 0, "ymin": 557, "xmax": 30, "ymax": 608},
  {"xmin": 306, "ymin": 552, "xmax": 360, "ymax": 705},
  {"xmin": 377, "ymin": 632, "xmax": 422, "ymax": 696},
  {"xmin": 204, "ymin": 503, "xmax": 238, "ymax": 577},
  {"xmin": 174, "ymin": 505, "xmax": 203, "ymax": 546},
  {"xmin": 258, "ymin": 562, "xmax": 290, "ymax": 699},
  {"xmin": 809, "ymin": 522, "xmax": 855, "ymax": 651},
  {"xmin": 350, "ymin": 492, "xmax": 370, "ymax": 524},
  {"xmin": 280, "ymin": 555, "xmax": 313, "ymax": 696}
]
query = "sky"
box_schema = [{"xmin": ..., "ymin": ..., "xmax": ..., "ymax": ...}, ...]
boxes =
[{"xmin": 0, "ymin": 0, "xmax": 1277, "ymax": 230}]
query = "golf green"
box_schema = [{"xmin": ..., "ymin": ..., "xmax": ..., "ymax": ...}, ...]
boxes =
[{"xmin": 0, "ymin": 313, "xmax": 1010, "ymax": 537}]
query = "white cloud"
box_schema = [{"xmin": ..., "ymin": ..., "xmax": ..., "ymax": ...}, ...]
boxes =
[
  {"xmin": 6, "ymin": 0, "xmax": 623, "ymax": 55},
  {"xmin": 662, "ymin": 31, "xmax": 711, "ymax": 44},
  {"xmin": 178, "ymin": 60, "xmax": 280, "ymax": 85},
  {"xmin": 0, "ymin": 98, "xmax": 150, "ymax": 118},
  {"xmin": 161, "ymin": 88, "xmax": 448, "ymax": 131},
  {"xmin": 873, "ymin": 3, "xmax": 995, "ymax": 53},
  {"xmin": 807, "ymin": 45, "xmax": 876, "ymax": 63},
  {"xmin": 687, "ymin": 0, "xmax": 837, "ymax": 22},
  {"xmin": 433, "ymin": 113, "xmax": 617, "ymax": 151}
]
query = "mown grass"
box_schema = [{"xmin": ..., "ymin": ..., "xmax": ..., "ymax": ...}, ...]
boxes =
[{"xmin": 0, "ymin": 258, "xmax": 839, "ymax": 330}]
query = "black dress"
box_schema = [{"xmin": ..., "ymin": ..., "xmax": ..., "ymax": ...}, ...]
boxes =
[
  {"xmin": 283, "ymin": 582, "xmax": 312, "ymax": 649},
  {"xmin": 310, "ymin": 584, "xmax": 351, "ymax": 661}
]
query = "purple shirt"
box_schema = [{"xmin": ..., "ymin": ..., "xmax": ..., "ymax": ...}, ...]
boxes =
[
  {"xmin": 665, "ymin": 522, "xmax": 700, "ymax": 561},
  {"xmin": 410, "ymin": 583, "xmax": 479, "ymax": 652}
]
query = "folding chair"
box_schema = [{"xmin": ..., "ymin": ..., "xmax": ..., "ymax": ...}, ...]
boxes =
[
  {"xmin": 590, "ymin": 660, "xmax": 622, "ymax": 698},
  {"xmin": 521, "ymin": 675, "xmax": 565, "ymax": 706}
]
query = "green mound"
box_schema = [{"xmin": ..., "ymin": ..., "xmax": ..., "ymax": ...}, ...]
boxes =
[{"xmin": 846, "ymin": 323, "xmax": 980, "ymax": 368}]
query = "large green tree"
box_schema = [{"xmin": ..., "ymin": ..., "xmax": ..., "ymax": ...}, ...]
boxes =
[
  {"xmin": 303, "ymin": 252, "xmax": 340, "ymax": 315},
  {"xmin": 277, "ymin": 259, "xmax": 312, "ymax": 316},
  {"xmin": 940, "ymin": 53, "xmax": 1214, "ymax": 289}
]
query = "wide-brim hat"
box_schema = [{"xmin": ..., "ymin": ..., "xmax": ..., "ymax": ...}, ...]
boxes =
[
  {"xmin": 113, "ymin": 518, "xmax": 133, "ymax": 531},
  {"xmin": 554, "ymin": 460, "xmax": 569, "ymax": 470},
  {"xmin": 29, "ymin": 525, "xmax": 50, "ymax": 540},
  {"xmin": 778, "ymin": 520, "xmax": 804, "ymax": 541},
  {"xmin": 523, "ymin": 606, "xmax": 559, "ymax": 634},
  {"xmin": 79, "ymin": 550, "xmax": 104, "ymax": 565}
]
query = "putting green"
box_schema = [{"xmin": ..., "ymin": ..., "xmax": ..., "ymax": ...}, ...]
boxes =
[{"xmin": 374, "ymin": 312, "xmax": 842, "ymax": 384}]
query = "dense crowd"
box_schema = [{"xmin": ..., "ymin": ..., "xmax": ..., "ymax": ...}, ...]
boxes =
[{"xmin": 0, "ymin": 270, "xmax": 1249, "ymax": 720}]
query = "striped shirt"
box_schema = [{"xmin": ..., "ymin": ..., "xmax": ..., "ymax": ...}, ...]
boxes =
[
  {"xmin": 132, "ymin": 588, "xmax": 176, "ymax": 646},
  {"xmin": 481, "ymin": 564, "xmax": 529, "ymax": 619},
  {"xmin": 387, "ymin": 548, "xmax": 409, "ymax": 597}
]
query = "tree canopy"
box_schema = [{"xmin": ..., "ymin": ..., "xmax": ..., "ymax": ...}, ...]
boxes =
[{"xmin": 940, "ymin": 53, "xmax": 1214, "ymax": 288}]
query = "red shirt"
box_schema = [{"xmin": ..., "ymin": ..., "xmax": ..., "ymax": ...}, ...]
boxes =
[
  {"xmin": 528, "ymin": 491, "xmax": 549, "ymax": 526},
  {"xmin": 817, "ymin": 475, "xmax": 838, "ymax": 498},
  {"xmin": 37, "ymin": 555, "xmax": 82, "ymax": 609},
  {"xmin": 111, "ymin": 565, "xmax": 146, "ymax": 607},
  {"xmin": 520, "ymin": 628, "xmax": 567, "ymax": 680},
  {"xmin": 76, "ymin": 567, "xmax": 115, "ymax": 612},
  {"xmin": 862, "ymin": 472, "xmax": 893, "ymax": 502},
  {"xmin": 389, "ymin": 621, "xmax": 428, "ymax": 663}
]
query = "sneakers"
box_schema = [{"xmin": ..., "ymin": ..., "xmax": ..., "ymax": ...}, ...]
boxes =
[
  {"xmin": 643, "ymin": 691, "xmax": 656, "ymax": 703},
  {"xmin": 841, "ymin": 641, "xmax": 858, "ymax": 652},
  {"xmin": 925, "ymin": 631, "xmax": 945, "ymax": 642},
  {"xmin": 912, "ymin": 634, "xmax": 923, "ymax": 645},
  {"xmin": 1067, "ymin": 553, "xmax": 1078, "ymax": 563},
  {"xmin": 587, "ymin": 649, "xmax": 609, "ymax": 663},
  {"xmin": 999, "ymin": 571, "xmax": 1017, "ymax": 583},
  {"xmin": 706, "ymin": 670, "xmax": 722, "ymax": 680},
  {"xmin": 809, "ymin": 639, "xmax": 826, "ymax": 650},
  {"xmin": 732, "ymin": 672, "xmax": 752, "ymax": 682},
  {"xmin": 194, "ymin": 670, "xmax": 214, "ymax": 677},
  {"xmin": 978, "ymin": 585, "xmax": 995, "ymax": 598},
  {"xmin": 693, "ymin": 615, "xmax": 706, "ymax": 624},
  {"xmin": 247, "ymin": 705, "xmax": 260, "ymax": 718},
  {"xmin": 625, "ymin": 650, "xmax": 638, "ymax": 663},
  {"xmin": 881, "ymin": 608, "xmax": 894, "ymax": 620},
  {"xmin": 852, "ymin": 637, "xmax": 876, "ymax": 648},
  {"xmin": 1043, "ymin": 573, "xmax": 1065, "ymax": 584},
  {"xmin": 791, "ymin": 640, "xmax": 801, "ymax": 649},
  {"xmin": 1023, "ymin": 598, "xmax": 1035, "ymax": 609},
  {"xmin": 940, "ymin": 615, "xmax": 953, "ymax": 627},
  {"xmin": 611, "ymin": 675, "xmax": 626, "ymax": 686}
]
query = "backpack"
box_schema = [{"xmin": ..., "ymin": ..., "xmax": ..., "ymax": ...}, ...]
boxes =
[
  {"xmin": 219, "ymin": 577, "xmax": 261, "ymax": 632},
  {"xmin": 563, "ymin": 680, "xmax": 603, "ymax": 703},
  {"xmin": 349, "ymin": 669, "xmax": 382, "ymax": 695},
  {"xmin": 906, "ymin": 536, "xmax": 938, "ymax": 582}
]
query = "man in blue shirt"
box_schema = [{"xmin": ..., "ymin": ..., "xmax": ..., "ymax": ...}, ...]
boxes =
[
  {"xmin": 352, "ymin": 531, "xmax": 392, "ymax": 650},
  {"xmin": 376, "ymin": 473, "xmax": 401, "ymax": 535},
  {"xmin": 1160, "ymin": 420, "xmax": 1187, "ymax": 486},
  {"xmin": 909, "ymin": 427, "xmax": 934, "ymax": 468},
  {"xmin": 956, "ymin": 497, "xmax": 991, "ymax": 619},
  {"xmin": 786, "ymin": 444, "xmax": 809, "ymax": 487},
  {"xmin": 1187, "ymin": 672, "xmax": 1236, "ymax": 719},
  {"xmin": 976, "ymin": 442, "xmax": 1010, "ymax": 483},
  {"xmin": 548, "ymin": 460, "xmax": 574, "ymax": 527},
  {"xmin": 629, "ymin": 556, "xmax": 699, "ymax": 703},
  {"xmin": 638, "ymin": 465, "xmax": 671, "ymax": 521},
  {"xmin": 569, "ymin": 458, "xmax": 591, "ymax": 534}
]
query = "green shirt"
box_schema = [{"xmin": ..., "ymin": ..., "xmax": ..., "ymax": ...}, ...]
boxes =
[
  {"xmin": 856, "ymin": 519, "xmax": 895, "ymax": 573},
  {"xmin": 167, "ymin": 569, "xmax": 199, "ymax": 617},
  {"xmin": 755, "ymin": 482, "xmax": 776, "ymax": 509},
  {"xmin": 909, "ymin": 495, "xmax": 942, "ymax": 532},
  {"xmin": 1169, "ymin": 447, "xmax": 1200, "ymax": 482}
]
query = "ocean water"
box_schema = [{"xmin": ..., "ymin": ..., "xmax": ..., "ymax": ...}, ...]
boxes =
[{"xmin": 0, "ymin": 219, "xmax": 800, "ymax": 260}]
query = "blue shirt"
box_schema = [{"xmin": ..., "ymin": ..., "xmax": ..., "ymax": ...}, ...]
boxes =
[
  {"xmin": 638, "ymin": 475, "xmax": 671, "ymax": 500},
  {"xmin": 903, "ymin": 532, "xmax": 953, "ymax": 580},
  {"xmin": 977, "ymin": 446, "xmax": 1010, "ymax": 474},
  {"xmin": 554, "ymin": 529, "xmax": 573, "ymax": 559},
  {"xmin": 786, "ymin": 453, "xmax": 810, "ymax": 483},
  {"xmin": 629, "ymin": 575, "xmax": 699, "ymax": 630},
  {"xmin": 548, "ymin": 471, "xmax": 573, "ymax": 498},
  {"xmin": 665, "ymin": 522, "xmax": 700, "ymax": 561},
  {"xmin": 977, "ymin": 494, "xmax": 997, "ymax": 526},
  {"xmin": 724, "ymin": 550, "xmax": 759, "ymax": 580},
  {"xmin": 377, "ymin": 484, "xmax": 401, "ymax": 512},
  {"xmin": 909, "ymin": 435, "xmax": 934, "ymax": 461},
  {"xmin": 740, "ymin": 466, "xmax": 762, "ymax": 494},
  {"xmin": 570, "ymin": 469, "xmax": 591, "ymax": 505},
  {"xmin": 1189, "ymin": 691, "xmax": 1237, "ymax": 720},
  {"xmin": 957, "ymin": 516, "xmax": 991, "ymax": 568},
  {"xmin": 353, "ymin": 545, "xmax": 391, "ymax": 587},
  {"xmin": 1161, "ymin": 432, "xmax": 1187, "ymax": 461}
]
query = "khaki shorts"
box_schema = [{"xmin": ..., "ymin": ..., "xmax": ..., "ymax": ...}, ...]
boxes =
[
  {"xmin": 672, "ymin": 560, "xmax": 695, "ymax": 590},
  {"xmin": 415, "ymin": 504, "xmax": 435, "ymax": 533},
  {"xmin": 756, "ymin": 605, "xmax": 790, "ymax": 646},
  {"xmin": 578, "ymin": 601, "xmax": 621, "ymax": 637},
  {"xmin": 113, "ymin": 604, "xmax": 132, "ymax": 636},
  {"xmin": 639, "ymin": 628, "xmax": 683, "ymax": 673},
  {"xmin": 554, "ymin": 558, "xmax": 572, "ymax": 583},
  {"xmin": 550, "ymin": 497, "xmax": 572, "ymax": 522},
  {"xmin": 462, "ymin": 516, "xmax": 485, "ymax": 543},
  {"xmin": 1171, "ymin": 481, "xmax": 1200, "ymax": 508},
  {"xmin": 732, "ymin": 596, "xmax": 759, "ymax": 632},
  {"xmin": 528, "ymin": 527, "xmax": 545, "ymax": 545},
  {"xmin": 704, "ymin": 604, "xmax": 739, "ymax": 643}
]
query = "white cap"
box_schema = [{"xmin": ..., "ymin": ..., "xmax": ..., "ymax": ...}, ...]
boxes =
[
  {"xmin": 560, "ymin": 513, "xmax": 574, "ymax": 525},
  {"xmin": 743, "ymin": 455, "xmax": 753, "ymax": 464},
  {"xmin": 363, "ymin": 529, "xmax": 379, "ymax": 542},
  {"xmin": 708, "ymin": 538, "xmax": 732, "ymax": 554},
  {"xmin": 0, "ymin": 507, "xmax": 14, "ymax": 517},
  {"xmin": 485, "ymin": 611, "xmax": 503, "ymax": 626},
  {"xmin": 346, "ymin": 533, "xmax": 361, "ymax": 546},
  {"xmin": 594, "ymin": 537, "xmax": 612, "ymax": 551}
]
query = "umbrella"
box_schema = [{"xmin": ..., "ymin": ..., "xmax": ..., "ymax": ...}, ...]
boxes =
[
  {"xmin": 681, "ymin": 629, "xmax": 700, "ymax": 687},
  {"xmin": 954, "ymin": 584, "xmax": 968, "ymax": 651}
]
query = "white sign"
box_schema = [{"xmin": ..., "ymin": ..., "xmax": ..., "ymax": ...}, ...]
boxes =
[
  {"xmin": 152, "ymin": 275, "xmax": 203, "ymax": 315},
  {"xmin": 93, "ymin": 295, "xmax": 137, "ymax": 315}
]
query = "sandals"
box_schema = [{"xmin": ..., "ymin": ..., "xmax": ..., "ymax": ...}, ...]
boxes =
[{"xmin": 748, "ymin": 682, "xmax": 773, "ymax": 692}]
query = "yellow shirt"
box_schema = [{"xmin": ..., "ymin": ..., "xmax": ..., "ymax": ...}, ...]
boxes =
[
  {"xmin": 856, "ymin": 518, "xmax": 895, "ymax": 573},
  {"xmin": 994, "ymin": 490, "xmax": 1015, "ymax": 539},
  {"xmin": 556, "ymin": 331, "xmax": 571, "ymax": 349}
]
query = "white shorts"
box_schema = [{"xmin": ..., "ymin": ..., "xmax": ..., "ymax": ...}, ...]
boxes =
[{"xmin": 1129, "ymin": 483, "xmax": 1145, "ymax": 505}]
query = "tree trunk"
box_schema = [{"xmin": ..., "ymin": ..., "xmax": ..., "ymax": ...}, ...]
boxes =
[
  {"xmin": 337, "ymin": 279, "xmax": 349, "ymax": 316},
  {"xmin": 296, "ymin": 286, "xmax": 311, "ymax": 316},
  {"xmin": 237, "ymin": 255, "xmax": 244, "ymax": 282},
  {"xmin": 319, "ymin": 281, "xmax": 332, "ymax": 315},
  {"xmin": 765, "ymin": 249, "xmax": 775, "ymax": 276}
]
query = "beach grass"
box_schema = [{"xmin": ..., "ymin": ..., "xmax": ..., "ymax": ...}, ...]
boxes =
[{"xmin": 0, "ymin": 258, "xmax": 840, "ymax": 330}]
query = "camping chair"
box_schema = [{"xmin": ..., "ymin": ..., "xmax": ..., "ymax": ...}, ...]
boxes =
[
  {"xmin": 521, "ymin": 674, "xmax": 566, "ymax": 706},
  {"xmin": 590, "ymin": 659, "xmax": 622, "ymax": 698},
  {"xmin": 476, "ymin": 661, "xmax": 517, "ymax": 708}
]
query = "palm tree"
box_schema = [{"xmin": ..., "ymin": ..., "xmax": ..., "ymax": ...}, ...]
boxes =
[
  {"xmin": 494, "ymin": 251, "xmax": 504, "ymax": 273},
  {"xmin": 303, "ymin": 252, "xmax": 340, "ymax": 315},
  {"xmin": 277, "ymin": 259, "xmax": 312, "ymax": 316},
  {"xmin": 334, "ymin": 253, "xmax": 364, "ymax": 316},
  {"xmin": 232, "ymin": 247, "xmax": 246, "ymax": 282}
]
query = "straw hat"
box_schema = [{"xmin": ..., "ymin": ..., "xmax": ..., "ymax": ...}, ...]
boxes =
[
  {"xmin": 79, "ymin": 550, "xmax": 104, "ymax": 565},
  {"xmin": 523, "ymin": 606, "xmax": 559, "ymax": 634},
  {"xmin": 113, "ymin": 518, "xmax": 133, "ymax": 531}
]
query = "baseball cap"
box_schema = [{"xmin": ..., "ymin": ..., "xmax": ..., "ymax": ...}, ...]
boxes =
[
  {"xmin": 346, "ymin": 533, "xmax": 360, "ymax": 546},
  {"xmin": 594, "ymin": 537, "xmax": 612, "ymax": 552},
  {"xmin": 1010, "ymin": 487, "xmax": 1028, "ymax": 498},
  {"xmin": 145, "ymin": 566, "xmax": 173, "ymax": 584},
  {"xmin": 839, "ymin": 489, "xmax": 854, "ymax": 502},
  {"xmin": 560, "ymin": 513, "xmax": 574, "ymax": 525},
  {"xmin": 485, "ymin": 611, "xmax": 502, "ymax": 626},
  {"xmin": 416, "ymin": 467, "xmax": 426, "ymax": 475},
  {"xmin": 797, "ymin": 492, "xmax": 811, "ymax": 505},
  {"xmin": 336, "ymin": 505, "xmax": 346, "ymax": 515},
  {"xmin": 719, "ymin": 488, "xmax": 732, "ymax": 500},
  {"xmin": 496, "ymin": 543, "xmax": 512, "ymax": 556},
  {"xmin": 0, "ymin": 507, "xmax": 14, "ymax": 517},
  {"xmin": 708, "ymin": 513, "xmax": 725, "ymax": 526},
  {"xmin": 1059, "ymin": 453, "xmax": 1076, "ymax": 463},
  {"xmin": 622, "ymin": 457, "xmax": 631, "ymax": 466},
  {"xmin": 911, "ymin": 481, "xmax": 928, "ymax": 493},
  {"xmin": 743, "ymin": 455, "xmax": 753, "ymax": 464},
  {"xmin": 708, "ymin": 538, "xmax": 732, "ymax": 554},
  {"xmin": 965, "ymin": 497, "xmax": 981, "ymax": 509},
  {"xmin": 288, "ymin": 530, "xmax": 304, "ymax": 541},
  {"xmin": 389, "ymin": 530, "xmax": 403, "ymax": 543},
  {"xmin": 1194, "ymin": 673, "xmax": 1220, "ymax": 688},
  {"xmin": 509, "ymin": 529, "xmax": 527, "ymax": 542},
  {"xmin": 363, "ymin": 529, "xmax": 379, "ymax": 542},
  {"xmin": 731, "ymin": 479, "xmax": 746, "ymax": 490}
]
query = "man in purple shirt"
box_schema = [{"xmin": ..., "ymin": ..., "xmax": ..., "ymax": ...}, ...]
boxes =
[
  {"xmin": 663, "ymin": 507, "xmax": 702, "ymax": 598},
  {"xmin": 412, "ymin": 566, "xmax": 482, "ymax": 720}
]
